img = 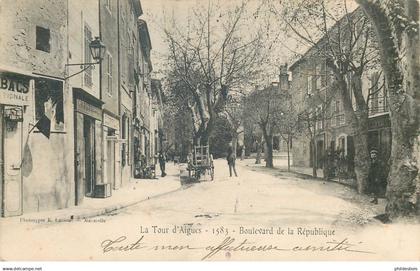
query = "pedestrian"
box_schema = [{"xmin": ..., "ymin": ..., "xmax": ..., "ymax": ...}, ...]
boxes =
[
  {"xmin": 367, "ymin": 149, "xmax": 385, "ymax": 204},
  {"xmin": 158, "ymin": 150, "xmax": 167, "ymax": 177},
  {"xmin": 227, "ymin": 144, "xmax": 238, "ymax": 177}
]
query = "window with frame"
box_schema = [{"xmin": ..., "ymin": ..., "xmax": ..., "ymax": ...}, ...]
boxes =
[
  {"xmin": 330, "ymin": 116, "xmax": 336, "ymax": 127},
  {"xmin": 335, "ymin": 100, "xmax": 341, "ymax": 113},
  {"xmin": 316, "ymin": 105, "xmax": 323, "ymax": 131},
  {"xmin": 315, "ymin": 63, "xmax": 322, "ymax": 90},
  {"xmin": 370, "ymin": 72, "xmax": 380, "ymax": 114},
  {"xmin": 84, "ymin": 25, "xmax": 93, "ymax": 87},
  {"xmin": 36, "ymin": 26, "xmax": 50, "ymax": 53},
  {"xmin": 106, "ymin": 52, "xmax": 113, "ymax": 96},
  {"xmin": 35, "ymin": 78, "xmax": 65, "ymax": 131},
  {"xmin": 307, "ymin": 75, "xmax": 313, "ymax": 95},
  {"xmin": 338, "ymin": 136, "xmax": 346, "ymax": 155}
]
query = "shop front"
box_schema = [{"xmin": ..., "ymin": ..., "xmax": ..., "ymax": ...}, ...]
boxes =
[
  {"xmin": 103, "ymin": 111, "xmax": 121, "ymax": 190},
  {"xmin": 0, "ymin": 72, "xmax": 31, "ymax": 217},
  {"xmin": 1, "ymin": 72, "xmax": 73, "ymax": 216},
  {"xmin": 368, "ymin": 113, "xmax": 392, "ymax": 161},
  {"xmin": 73, "ymin": 88, "xmax": 106, "ymax": 204}
]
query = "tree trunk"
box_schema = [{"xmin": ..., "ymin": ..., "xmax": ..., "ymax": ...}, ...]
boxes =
[
  {"xmin": 232, "ymin": 135, "xmax": 238, "ymax": 157},
  {"xmin": 265, "ymin": 137, "xmax": 274, "ymax": 168},
  {"xmin": 338, "ymin": 75, "xmax": 370, "ymax": 194},
  {"xmin": 287, "ymin": 134, "xmax": 291, "ymax": 172},
  {"xmin": 357, "ymin": 0, "xmax": 420, "ymax": 218},
  {"xmin": 255, "ymin": 137, "xmax": 262, "ymax": 164},
  {"xmin": 353, "ymin": 117, "xmax": 370, "ymax": 194},
  {"xmin": 311, "ymin": 138, "xmax": 317, "ymax": 177},
  {"xmin": 261, "ymin": 125, "xmax": 274, "ymax": 168}
]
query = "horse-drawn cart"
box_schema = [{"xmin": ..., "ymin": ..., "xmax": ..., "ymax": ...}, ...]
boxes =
[{"xmin": 187, "ymin": 145, "xmax": 214, "ymax": 181}]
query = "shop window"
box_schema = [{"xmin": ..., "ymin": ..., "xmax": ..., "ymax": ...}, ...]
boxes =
[
  {"xmin": 35, "ymin": 78, "xmax": 64, "ymax": 131},
  {"xmin": 36, "ymin": 26, "xmax": 50, "ymax": 53}
]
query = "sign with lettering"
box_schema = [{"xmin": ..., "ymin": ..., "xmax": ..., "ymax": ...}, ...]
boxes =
[
  {"xmin": 75, "ymin": 99, "xmax": 102, "ymax": 120},
  {"xmin": 0, "ymin": 73, "xmax": 31, "ymax": 106},
  {"xmin": 368, "ymin": 114, "xmax": 391, "ymax": 130},
  {"xmin": 103, "ymin": 113, "xmax": 119, "ymax": 130},
  {"xmin": 106, "ymin": 136, "xmax": 126, "ymax": 143}
]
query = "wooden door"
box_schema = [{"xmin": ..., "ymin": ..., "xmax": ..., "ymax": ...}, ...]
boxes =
[
  {"xmin": 2, "ymin": 106, "xmax": 23, "ymax": 217},
  {"xmin": 75, "ymin": 112, "xmax": 85, "ymax": 205},
  {"xmin": 84, "ymin": 117, "xmax": 95, "ymax": 197}
]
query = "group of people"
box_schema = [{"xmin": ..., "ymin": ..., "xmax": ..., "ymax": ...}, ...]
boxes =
[
  {"xmin": 148, "ymin": 145, "xmax": 385, "ymax": 205},
  {"xmin": 135, "ymin": 150, "xmax": 167, "ymax": 179},
  {"xmin": 225, "ymin": 144, "xmax": 385, "ymax": 204},
  {"xmin": 320, "ymin": 147, "xmax": 387, "ymax": 205}
]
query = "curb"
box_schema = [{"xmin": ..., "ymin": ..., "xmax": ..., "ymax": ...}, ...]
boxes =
[
  {"xmin": 55, "ymin": 185, "xmax": 186, "ymax": 222},
  {"xmin": 290, "ymin": 170, "xmax": 357, "ymax": 189}
]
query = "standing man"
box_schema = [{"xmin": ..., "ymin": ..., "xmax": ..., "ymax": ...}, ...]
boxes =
[
  {"xmin": 227, "ymin": 144, "xmax": 238, "ymax": 177},
  {"xmin": 368, "ymin": 149, "xmax": 385, "ymax": 204},
  {"xmin": 158, "ymin": 150, "xmax": 167, "ymax": 177}
]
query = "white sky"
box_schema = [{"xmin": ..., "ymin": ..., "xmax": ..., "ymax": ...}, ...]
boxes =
[{"xmin": 141, "ymin": 0, "xmax": 359, "ymax": 82}]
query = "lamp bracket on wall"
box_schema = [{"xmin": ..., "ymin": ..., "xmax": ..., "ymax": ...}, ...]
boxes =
[{"xmin": 64, "ymin": 37, "xmax": 106, "ymax": 80}]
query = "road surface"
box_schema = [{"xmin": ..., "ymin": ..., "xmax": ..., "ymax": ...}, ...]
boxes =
[{"xmin": 0, "ymin": 159, "xmax": 418, "ymax": 261}]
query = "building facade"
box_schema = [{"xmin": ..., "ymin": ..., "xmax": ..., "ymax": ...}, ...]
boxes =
[
  {"xmin": 118, "ymin": 0, "xmax": 143, "ymax": 184},
  {"xmin": 0, "ymin": 0, "xmax": 159, "ymax": 217},
  {"xmin": 289, "ymin": 8, "xmax": 391, "ymax": 173},
  {"xmin": 100, "ymin": 0, "xmax": 121, "ymax": 192},
  {"xmin": 0, "ymin": 0, "xmax": 72, "ymax": 216},
  {"xmin": 68, "ymin": 0, "xmax": 105, "ymax": 204}
]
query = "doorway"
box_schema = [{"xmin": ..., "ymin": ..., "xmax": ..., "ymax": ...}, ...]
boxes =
[
  {"xmin": 83, "ymin": 116, "xmax": 95, "ymax": 197},
  {"xmin": 316, "ymin": 140, "xmax": 324, "ymax": 169},
  {"xmin": 1, "ymin": 105, "xmax": 23, "ymax": 217},
  {"xmin": 106, "ymin": 129, "xmax": 116, "ymax": 189}
]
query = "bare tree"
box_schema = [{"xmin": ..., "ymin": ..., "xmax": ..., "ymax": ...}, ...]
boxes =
[
  {"xmin": 221, "ymin": 94, "xmax": 245, "ymax": 156},
  {"xmin": 355, "ymin": 0, "xmax": 419, "ymax": 218},
  {"xmin": 244, "ymin": 85, "xmax": 284, "ymax": 168},
  {"xmin": 164, "ymin": 1, "xmax": 265, "ymax": 146}
]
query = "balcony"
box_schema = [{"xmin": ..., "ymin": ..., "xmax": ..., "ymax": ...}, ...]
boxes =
[{"xmin": 369, "ymin": 95, "xmax": 389, "ymax": 116}]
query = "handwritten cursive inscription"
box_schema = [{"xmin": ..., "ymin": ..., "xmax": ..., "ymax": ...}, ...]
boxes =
[{"xmin": 100, "ymin": 235, "xmax": 374, "ymax": 260}]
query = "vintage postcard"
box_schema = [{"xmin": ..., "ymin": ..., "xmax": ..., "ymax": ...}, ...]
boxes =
[{"xmin": 0, "ymin": 0, "xmax": 419, "ymax": 265}]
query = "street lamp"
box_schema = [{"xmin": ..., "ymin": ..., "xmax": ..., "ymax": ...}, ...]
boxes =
[
  {"xmin": 64, "ymin": 36, "xmax": 106, "ymax": 80},
  {"xmin": 89, "ymin": 37, "xmax": 106, "ymax": 62}
]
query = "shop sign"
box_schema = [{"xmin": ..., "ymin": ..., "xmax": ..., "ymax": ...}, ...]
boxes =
[
  {"xmin": 368, "ymin": 114, "xmax": 391, "ymax": 130},
  {"xmin": 75, "ymin": 99, "xmax": 102, "ymax": 120},
  {"xmin": 4, "ymin": 106, "xmax": 24, "ymax": 122},
  {"xmin": 0, "ymin": 73, "xmax": 31, "ymax": 106},
  {"xmin": 103, "ymin": 113, "xmax": 119, "ymax": 130},
  {"xmin": 106, "ymin": 135, "xmax": 127, "ymax": 143}
]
